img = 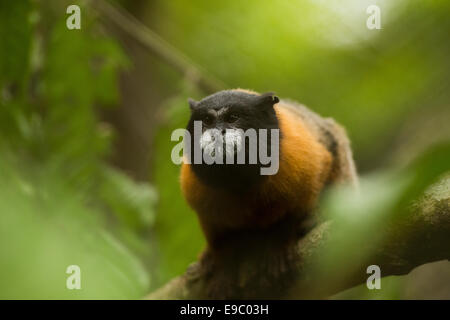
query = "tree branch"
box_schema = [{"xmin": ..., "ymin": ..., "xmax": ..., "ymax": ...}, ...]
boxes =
[
  {"xmin": 147, "ymin": 177, "xmax": 450, "ymax": 299},
  {"xmin": 90, "ymin": 0, "xmax": 226, "ymax": 94},
  {"xmin": 287, "ymin": 181, "xmax": 450, "ymax": 298}
]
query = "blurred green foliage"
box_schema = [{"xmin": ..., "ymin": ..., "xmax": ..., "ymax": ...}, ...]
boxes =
[
  {"xmin": 320, "ymin": 142, "xmax": 450, "ymax": 299},
  {"xmin": 0, "ymin": 159, "xmax": 149, "ymax": 299},
  {"xmin": 0, "ymin": 0, "xmax": 155, "ymax": 298},
  {"xmin": 152, "ymin": 92, "xmax": 205, "ymax": 286}
]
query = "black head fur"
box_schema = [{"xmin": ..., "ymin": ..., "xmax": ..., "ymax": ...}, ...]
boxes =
[{"xmin": 185, "ymin": 90, "xmax": 280, "ymax": 193}]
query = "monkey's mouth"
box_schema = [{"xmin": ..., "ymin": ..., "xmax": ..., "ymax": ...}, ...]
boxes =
[{"xmin": 200, "ymin": 129, "xmax": 243, "ymax": 161}]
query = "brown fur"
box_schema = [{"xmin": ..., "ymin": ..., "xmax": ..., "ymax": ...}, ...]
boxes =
[{"xmin": 179, "ymin": 89, "xmax": 358, "ymax": 298}]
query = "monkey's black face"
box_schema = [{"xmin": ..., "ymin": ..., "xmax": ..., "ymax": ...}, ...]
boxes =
[{"xmin": 186, "ymin": 90, "xmax": 280, "ymax": 193}]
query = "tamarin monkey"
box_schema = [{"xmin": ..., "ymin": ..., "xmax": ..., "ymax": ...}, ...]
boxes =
[{"xmin": 180, "ymin": 89, "xmax": 358, "ymax": 298}]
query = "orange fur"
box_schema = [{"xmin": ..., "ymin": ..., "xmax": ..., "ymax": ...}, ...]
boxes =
[{"xmin": 180, "ymin": 93, "xmax": 332, "ymax": 245}]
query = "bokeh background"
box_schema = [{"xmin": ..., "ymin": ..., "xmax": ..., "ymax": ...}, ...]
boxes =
[{"xmin": 0, "ymin": 0, "xmax": 449, "ymax": 299}]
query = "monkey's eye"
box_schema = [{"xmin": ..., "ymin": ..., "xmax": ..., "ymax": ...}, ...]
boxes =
[
  {"xmin": 226, "ymin": 114, "xmax": 239, "ymax": 123},
  {"xmin": 203, "ymin": 115, "xmax": 214, "ymax": 126}
]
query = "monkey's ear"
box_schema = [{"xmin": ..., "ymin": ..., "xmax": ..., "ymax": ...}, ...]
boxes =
[
  {"xmin": 258, "ymin": 92, "xmax": 279, "ymax": 106},
  {"xmin": 188, "ymin": 98, "xmax": 199, "ymax": 111}
]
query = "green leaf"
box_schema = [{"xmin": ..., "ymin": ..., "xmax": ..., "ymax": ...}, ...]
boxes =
[{"xmin": 100, "ymin": 166, "xmax": 158, "ymax": 230}]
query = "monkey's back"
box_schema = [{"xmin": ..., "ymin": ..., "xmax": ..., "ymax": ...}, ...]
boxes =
[
  {"xmin": 233, "ymin": 88, "xmax": 358, "ymax": 188},
  {"xmin": 277, "ymin": 100, "xmax": 358, "ymax": 188}
]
